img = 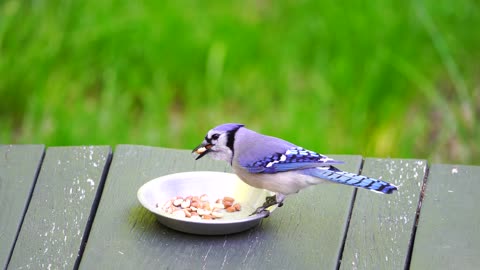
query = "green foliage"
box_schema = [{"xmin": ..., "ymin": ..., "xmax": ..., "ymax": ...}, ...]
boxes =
[{"xmin": 1, "ymin": 0, "xmax": 479, "ymax": 164}]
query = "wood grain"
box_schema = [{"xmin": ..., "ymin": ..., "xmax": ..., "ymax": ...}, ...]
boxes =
[
  {"xmin": 0, "ymin": 145, "xmax": 45, "ymax": 270},
  {"xmin": 340, "ymin": 158, "xmax": 427, "ymax": 270},
  {"xmin": 7, "ymin": 146, "xmax": 111, "ymax": 270},
  {"xmin": 80, "ymin": 145, "xmax": 362, "ymax": 270},
  {"xmin": 410, "ymin": 164, "xmax": 480, "ymax": 269}
]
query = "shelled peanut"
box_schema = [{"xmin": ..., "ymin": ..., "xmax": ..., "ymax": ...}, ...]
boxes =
[{"xmin": 159, "ymin": 194, "xmax": 241, "ymax": 220}]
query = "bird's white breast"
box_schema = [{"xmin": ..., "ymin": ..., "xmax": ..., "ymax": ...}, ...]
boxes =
[{"xmin": 232, "ymin": 165, "xmax": 326, "ymax": 195}]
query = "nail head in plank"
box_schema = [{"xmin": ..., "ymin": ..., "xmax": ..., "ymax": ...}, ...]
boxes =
[
  {"xmin": 340, "ymin": 158, "xmax": 426, "ymax": 270},
  {"xmin": 410, "ymin": 164, "xmax": 480, "ymax": 269},
  {"xmin": 80, "ymin": 145, "xmax": 361, "ymax": 270},
  {"xmin": 7, "ymin": 146, "xmax": 111, "ymax": 270},
  {"xmin": 0, "ymin": 145, "xmax": 45, "ymax": 270}
]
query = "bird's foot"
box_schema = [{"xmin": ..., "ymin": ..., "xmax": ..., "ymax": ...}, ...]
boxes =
[
  {"xmin": 250, "ymin": 207, "xmax": 270, "ymax": 217},
  {"xmin": 249, "ymin": 194, "xmax": 284, "ymax": 217},
  {"xmin": 264, "ymin": 194, "xmax": 277, "ymax": 206}
]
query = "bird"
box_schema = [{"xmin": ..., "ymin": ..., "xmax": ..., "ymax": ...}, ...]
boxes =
[{"xmin": 192, "ymin": 123, "xmax": 398, "ymax": 216}]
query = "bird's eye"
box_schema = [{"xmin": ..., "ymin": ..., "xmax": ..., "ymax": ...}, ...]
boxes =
[{"xmin": 211, "ymin": 133, "xmax": 220, "ymax": 140}]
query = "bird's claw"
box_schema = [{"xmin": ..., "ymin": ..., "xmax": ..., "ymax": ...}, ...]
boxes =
[{"xmin": 249, "ymin": 207, "xmax": 270, "ymax": 218}]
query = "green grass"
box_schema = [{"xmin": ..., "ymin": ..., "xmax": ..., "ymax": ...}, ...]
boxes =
[{"xmin": 1, "ymin": 0, "xmax": 479, "ymax": 164}]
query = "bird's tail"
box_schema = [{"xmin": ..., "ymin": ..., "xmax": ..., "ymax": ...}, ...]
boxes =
[{"xmin": 304, "ymin": 167, "xmax": 398, "ymax": 194}]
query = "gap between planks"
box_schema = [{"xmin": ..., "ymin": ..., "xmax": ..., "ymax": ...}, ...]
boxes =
[
  {"xmin": 73, "ymin": 151, "xmax": 113, "ymax": 270},
  {"xmin": 335, "ymin": 158, "xmax": 363, "ymax": 270},
  {"xmin": 404, "ymin": 162, "xmax": 430, "ymax": 270},
  {"xmin": 5, "ymin": 149, "xmax": 46, "ymax": 270}
]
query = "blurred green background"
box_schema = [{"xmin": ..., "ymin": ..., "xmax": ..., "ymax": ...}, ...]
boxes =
[{"xmin": 1, "ymin": 0, "xmax": 479, "ymax": 164}]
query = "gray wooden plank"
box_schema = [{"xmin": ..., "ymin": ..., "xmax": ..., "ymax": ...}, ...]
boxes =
[
  {"xmin": 80, "ymin": 145, "xmax": 363, "ymax": 270},
  {"xmin": 340, "ymin": 158, "xmax": 427, "ymax": 270},
  {"xmin": 410, "ymin": 164, "xmax": 480, "ymax": 270},
  {"xmin": 7, "ymin": 146, "xmax": 111, "ymax": 270},
  {"xmin": 0, "ymin": 145, "xmax": 45, "ymax": 270}
]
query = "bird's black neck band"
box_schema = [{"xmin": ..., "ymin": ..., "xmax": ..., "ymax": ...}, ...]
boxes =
[{"xmin": 226, "ymin": 126, "xmax": 242, "ymax": 164}]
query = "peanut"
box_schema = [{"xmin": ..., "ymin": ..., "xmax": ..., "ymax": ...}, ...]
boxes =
[
  {"xmin": 202, "ymin": 214, "xmax": 213, "ymax": 220},
  {"xmin": 223, "ymin": 196, "xmax": 235, "ymax": 203},
  {"xmin": 172, "ymin": 210, "xmax": 186, "ymax": 218},
  {"xmin": 191, "ymin": 201, "xmax": 200, "ymax": 208},
  {"xmin": 223, "ymin": 200, "xmax": 233, "ymax": 208},
  {"xmin": 212, "ymin": 211, "xmax": 224, "ymax": 218},
  {"xmin": 181, "ymin": 199, "xmax": 191, "ymax": 208},
  {"xmin": 203, "ymin": 202, "xmax": 211, "ymax": 211},
  {"xmin": 173, "ymin": 198, "xmax": 183, "ymax": 206},
  {"xmin": 213, "ymin": 203, "xmax": 225, "ymax": 209},
  {"xmin": 233, "ymin": 203, "xmax": 241, "ymax": 211},
  {"xmin": 197, "ymin": 208, "xmax": 210, "ymax": 216}
]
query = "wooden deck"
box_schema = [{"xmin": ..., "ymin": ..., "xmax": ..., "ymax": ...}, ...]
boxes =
[{"xmin": 1, "ymin": 145, "xmax": 478, "ymax": 270}]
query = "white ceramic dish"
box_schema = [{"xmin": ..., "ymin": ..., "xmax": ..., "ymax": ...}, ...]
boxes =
[{"xmin": 137, "ymin": 171, "xmax": 276, "ymax": 235}]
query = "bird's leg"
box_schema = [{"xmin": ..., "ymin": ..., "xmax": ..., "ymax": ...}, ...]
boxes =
[
  {"xmin": 275, "ymin": 193, "xmax": 286, "ymax": 207},
  {"xmin": 250, "ymin": 193, "xmax": 286, "ymax": 217}
]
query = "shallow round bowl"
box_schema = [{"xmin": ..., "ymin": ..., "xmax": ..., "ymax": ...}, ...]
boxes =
[{"xmin": 137, "ymin": 171, "xmax": 276, "ymax": 235}]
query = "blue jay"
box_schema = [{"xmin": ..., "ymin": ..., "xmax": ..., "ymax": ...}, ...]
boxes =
[{"xmin": 193, "ymin": 123, "xmax": 397, "ymax": 215}]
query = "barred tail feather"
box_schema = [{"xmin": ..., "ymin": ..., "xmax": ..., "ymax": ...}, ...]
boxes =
[{"xmin": 305, "ymin": 167, "xmax": 398, "ymax": 194}]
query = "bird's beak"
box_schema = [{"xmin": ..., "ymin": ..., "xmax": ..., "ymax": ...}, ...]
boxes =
[{"xmin": 192, "ymin": 143, "xmax": 213, "ymax": 160}]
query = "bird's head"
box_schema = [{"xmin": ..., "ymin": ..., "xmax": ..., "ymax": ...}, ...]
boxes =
[{"xmin": 192, "ymin": 123, "xmax": 244, "ymax": 162}]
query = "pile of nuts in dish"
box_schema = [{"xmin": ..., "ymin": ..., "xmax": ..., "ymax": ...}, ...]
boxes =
[{"xmin": 159, "ymin": 194, "xmax": 241, "ymax": 220}]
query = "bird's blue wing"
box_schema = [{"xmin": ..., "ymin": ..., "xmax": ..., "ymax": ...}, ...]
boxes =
[{"xmin": 242, "ymin": 147, "xmax": 344, "ymax": 174}]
